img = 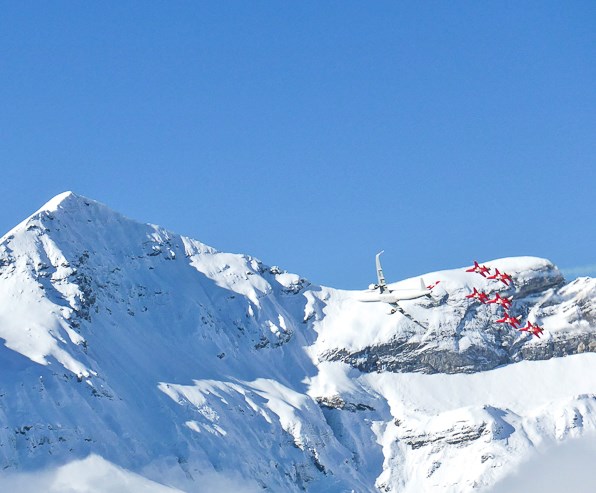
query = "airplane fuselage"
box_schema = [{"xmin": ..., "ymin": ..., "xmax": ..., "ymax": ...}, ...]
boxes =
[{"xmin": 358, "ymin": 287, "xmax": 430, "ymax": 303}]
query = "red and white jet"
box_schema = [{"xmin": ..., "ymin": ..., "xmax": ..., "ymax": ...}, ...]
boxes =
[
  {"xmin": 487, "ymin": 269, "xmax": 512, "ymax": 286},
  {"xmin": 486, "ymin": 293, "xmax": 513, "ymax": 310},
  {"xmin": 465, "ymin": 288, "xmax": 489, "ymax": 304},
  {"xmin": 466, "ymin": 261, "xmax": 491, "ymax": 278},
  {"xmin": 495, "ymin": 312, "xmax": 522, "ymax": 329},
  {"xmin": 519, "ymin": 321, "xmax": 544, "ymax": 338}
]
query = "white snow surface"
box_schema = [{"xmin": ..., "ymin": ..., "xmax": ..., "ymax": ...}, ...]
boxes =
[
  {"xmin": 0, "ymin": 192, "xmax": 594, "ymax": 492},
  {"xmin": 0, "ymin": 454, "xmax": 183, "ymax": 493}
]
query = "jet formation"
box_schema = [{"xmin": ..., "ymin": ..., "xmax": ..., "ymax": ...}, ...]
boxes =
[
  {"xmin": 360, "ymin": 253, "xmax": 545, "ymax": 338},
  {"xmin": 465, "ymin": 260, "xmax": 545, "ymax": 338}
]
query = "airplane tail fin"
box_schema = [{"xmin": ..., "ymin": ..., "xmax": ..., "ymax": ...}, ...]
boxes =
[
  {"xmin": 375, "ymin": 251, "xmax": 387, "ymax": 292},
  {"xmin": 420, "ymin": 277, "xmax": 434, "ymax": 297}
]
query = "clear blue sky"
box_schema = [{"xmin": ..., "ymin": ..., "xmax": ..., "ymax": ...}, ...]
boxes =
[{"xmin": 1, "ymin": 2, "xmax": 595, "ymax": 288}]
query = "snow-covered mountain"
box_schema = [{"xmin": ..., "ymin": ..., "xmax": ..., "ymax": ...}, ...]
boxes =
[{"xmin": 0, "ymin": 192, "xmax": 594, "ymax": 492}]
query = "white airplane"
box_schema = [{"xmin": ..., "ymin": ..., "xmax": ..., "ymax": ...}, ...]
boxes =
[{"xmin": 359, "ymin": 251, "xmax": 431, "ymax": 313}]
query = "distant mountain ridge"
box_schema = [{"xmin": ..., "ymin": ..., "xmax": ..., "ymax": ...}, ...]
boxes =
[{"xmin": 0, "ymin": 192, "xmax": 594, "ymax": 492}]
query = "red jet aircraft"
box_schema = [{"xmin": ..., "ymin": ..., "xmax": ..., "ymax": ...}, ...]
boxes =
[
  {"xmin": 519, "ymin": 321, "xmax": 544, "ymax": 338},
  {"xmin": 426, "ymin": 280, "xmax": 441, "ymax": 290},
  {"xmin": 486, "ymin": 293, "xmax": 513, "ymax": 310},
  {"xmin": 466, "ymin": 261, "xmax": 491, "ymax": 278},
  {"xmin": 465, "ymin": 288, "xmax": 489, "ymax": 303},
  {"xmin": 487, "ymin": 269, "xmax": 512, "ymax": 286},
  {"xmin": 496, "ymin": 312, "xmax": 522, "ymax": 329}
]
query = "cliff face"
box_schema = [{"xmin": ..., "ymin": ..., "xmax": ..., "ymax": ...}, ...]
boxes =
[{"xmin": 0, "ymin": 192, "xmax": 594, "ymax": 492}]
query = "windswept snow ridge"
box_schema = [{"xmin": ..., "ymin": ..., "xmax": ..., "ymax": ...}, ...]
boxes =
[{"xmin": 0, "ymin": 192, "xmax": 594, "ymax": 492}]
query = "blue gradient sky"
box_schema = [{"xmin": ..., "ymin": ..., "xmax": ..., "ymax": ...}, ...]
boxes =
[{"xmin": 1, "ymin": 2, "xmax": 594, "ymax": 288}]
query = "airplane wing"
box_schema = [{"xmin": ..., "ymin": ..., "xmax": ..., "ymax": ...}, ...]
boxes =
[{"xmin": 376, "ymin": 251, "xmax": 387, "ymax": 293}]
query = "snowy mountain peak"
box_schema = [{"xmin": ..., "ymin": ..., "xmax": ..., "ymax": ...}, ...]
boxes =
[
  {"xmin": 35, "ymin": 190, "xmax": 85, "ymax": 213},
  {"xmin": 11, "ymin": 190, "xmax": 92, "ymax": 223},
  {"xmin": 2, "ymin": 191, "xmax": 136, "ymax": 248},
  {"xmin": 0, "ymin": 194, "xmax": 594, "ymax": 492}
]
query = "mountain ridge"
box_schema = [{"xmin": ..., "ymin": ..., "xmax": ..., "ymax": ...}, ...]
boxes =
[{"xmin": 0, "ymin": 192, "xmax": 594, "ymax": 492}]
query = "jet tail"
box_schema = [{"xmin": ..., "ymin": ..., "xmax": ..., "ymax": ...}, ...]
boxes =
[{"xmin": 376, "ymin": 251, "xmax": 387, "ymax": 293}]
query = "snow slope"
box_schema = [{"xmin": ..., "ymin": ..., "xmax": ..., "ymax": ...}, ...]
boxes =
[
  {"xmin": 0, "ymin": 192, "xmax": 594, "ymax": 492},
  {"xmin": 309, "ymin": 356, "xmax": 596, "ymax": 491}
]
